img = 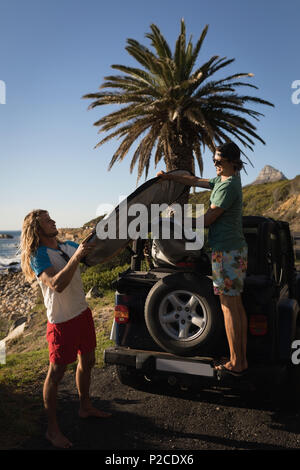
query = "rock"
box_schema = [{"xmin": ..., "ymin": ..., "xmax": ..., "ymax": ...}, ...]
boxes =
[
  {"xmin": 3, "ymin": 320, "xmax": 27, "ymax": 343},
  {"xmin": 86, "ymin": 286, "xmax": 103, "ymax": 299},
  {"xmin": 9, "ymin": 316, "xmax": 27, "ymax": 332},
  {"xmin": 0, "ymin": 233, "xmax": 13, "ymax": 239},
  {"xmin": 252, "ymin": 165, "xmax": 288, "ymax": 185},
  {"xmin": 0, "ymin": 271, "xmax": 40, "ymax": 334}
]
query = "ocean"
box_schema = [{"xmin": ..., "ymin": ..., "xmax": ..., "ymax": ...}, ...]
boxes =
[{"xmin": 0, "ymin": 231, "xmax": 21, "ymax": 273}]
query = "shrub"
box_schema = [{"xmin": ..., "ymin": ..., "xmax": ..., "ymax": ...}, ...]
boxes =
[{"xmin": 81, "ymin": 264, "xmax": 130, "ymax": 292}]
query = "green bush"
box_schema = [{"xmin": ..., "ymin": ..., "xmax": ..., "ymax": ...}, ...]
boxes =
[
  {"xmin": 239, "ymin": 180, "xmax": 291, "ymax": 216},
  {"xmin": 81, "ymin": 264, "xmax": 130, "ymax": 292}
]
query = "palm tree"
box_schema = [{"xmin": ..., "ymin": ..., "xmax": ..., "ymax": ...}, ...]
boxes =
[{"xmin": 83, "ymin": 20, "xmax": 273, "ymax": 183}]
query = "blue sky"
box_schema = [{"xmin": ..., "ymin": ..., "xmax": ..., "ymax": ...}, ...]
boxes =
[{"xmin": 0, "ymin": 0, "xmax": 299, "ymax": 230}]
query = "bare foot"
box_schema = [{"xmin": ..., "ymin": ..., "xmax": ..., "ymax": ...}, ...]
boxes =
[
  {"xmin": 215, "ymin": 361, "xmax": 246, "ymax": 373},
  {"xmin": 79, "ymin": 405, "xmax": 112, "ymax": 419},
  {"xmin": 214, "ymin": 356, "xmax": 229, "ymax": 367},
  {"xmin": 45, "ymin": 430, "xmax": 73, "ymax": 449}
]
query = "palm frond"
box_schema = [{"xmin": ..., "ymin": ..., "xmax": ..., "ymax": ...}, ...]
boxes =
[
  {"xmin": 146, "ymin": 24, "xmax": 172, "ymax": 59},
  {"xmin": 83, "ymin": 19, "xmax": 274, "ymax": 181}
]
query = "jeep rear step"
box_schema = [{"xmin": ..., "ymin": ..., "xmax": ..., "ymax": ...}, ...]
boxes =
[
  {"xmin": 104, "ymin": 346, "xmax": 217, "ymax": 379},
  {"xmin": 104, "ymin": 346, "xmax": 290, "ymax": 391}
]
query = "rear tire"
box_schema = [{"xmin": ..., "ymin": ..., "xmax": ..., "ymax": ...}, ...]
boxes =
[{"xmin": 144, "ymin": 273, "xmax": 225, "ymax": 357}]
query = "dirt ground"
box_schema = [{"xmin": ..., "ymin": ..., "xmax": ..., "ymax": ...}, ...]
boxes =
[{"xmin": 19, "ymin": 363, "xmax": 300, "ymax": 452}]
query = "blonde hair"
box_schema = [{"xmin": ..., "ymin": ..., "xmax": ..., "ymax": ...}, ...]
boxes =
[{"xmin": 20, "ymin": 209, "xmax": 48, "ymax": 281}]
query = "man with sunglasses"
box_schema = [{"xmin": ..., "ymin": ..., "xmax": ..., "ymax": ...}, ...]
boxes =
[{"xmin": 157, "ymin": 141, "xmax": 248, "ymax": 377}]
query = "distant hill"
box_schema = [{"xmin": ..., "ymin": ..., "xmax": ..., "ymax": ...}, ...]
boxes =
[
  {"xmin": 252, "ymin": 165, "xmax": 287, "ymax": 185},
  {"xmin": 82, "ymin": 215, "xmax": 104, "ymax": 228},
  {"xmin": 58, "ymin": 216, "xmax": 104, "ymax": 242}
]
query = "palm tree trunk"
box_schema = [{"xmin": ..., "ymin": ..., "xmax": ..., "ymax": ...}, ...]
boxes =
[
  {"xmin": 165, "ymin": 139, "xmax": 194, "ymax": 207},
  {"xmin": 163, "ymin": 139, "xmax": 195, "ymax": 229}
]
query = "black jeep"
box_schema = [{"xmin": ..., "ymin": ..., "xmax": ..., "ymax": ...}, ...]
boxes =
[
  {"xmin": 84, "ymin": 172, "xmax": 300, "ymax": 393},
  {"xmin": 102, "ymin": 214, "xmax": 300, "ymax": 394}
]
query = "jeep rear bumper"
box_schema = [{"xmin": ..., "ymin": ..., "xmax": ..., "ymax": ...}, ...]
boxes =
[
  {"xmin": 104, "ymin": 346, "xmax": 218, "ymax": 380},
  {"xmin": 104, "ymin": 346, "xmax": 292, "ymax": 390}
]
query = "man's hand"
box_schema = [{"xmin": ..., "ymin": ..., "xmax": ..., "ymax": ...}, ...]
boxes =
[
  {"xmin": 156, "ymin": 170, "xmax": 172, "ymax": 180},
  {"xmin": 74, "ymin": 236, "xmax": 96, "ymax": 262},
  {"xmin": 81, "ymin": 232, "xmax": 95, "ymax": 244},
  {"xmin": 204, "ymin": 205, "xmax": 225, "ymax": 227},
  {"xmin": 156, "ymin": 170, "xmax": 211, "ymax": 189},
  {"xmin": 40, "ymin": 237, "xmax": 97, "ymax": 293}
]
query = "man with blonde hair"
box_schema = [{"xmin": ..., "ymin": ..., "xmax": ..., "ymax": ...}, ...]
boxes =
[{"xmin": 21, "ymin": 210, "xmax": 111, "ymax": 449}]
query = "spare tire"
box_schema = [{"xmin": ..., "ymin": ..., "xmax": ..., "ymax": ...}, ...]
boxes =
[{"xmin": 144, "ymin": 273, "xmax": 224, "ymax": 356}]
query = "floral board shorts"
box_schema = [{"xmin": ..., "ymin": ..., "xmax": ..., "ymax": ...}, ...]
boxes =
[{"xmin": 211, "ymin": 246, "xmax": 248, "ymax": 296}]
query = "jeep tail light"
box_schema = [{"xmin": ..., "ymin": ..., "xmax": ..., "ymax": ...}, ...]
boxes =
[
  {"xmin": 176, "ymin": 262, "xmax": 196, "ymax": 268},
  {"xmin": 115, "ymin": 305, "xmax": 129, "ymax": 324},
  {"xmin": 249, "ymin": 314, "xmax": 268, "ymax": 336}
]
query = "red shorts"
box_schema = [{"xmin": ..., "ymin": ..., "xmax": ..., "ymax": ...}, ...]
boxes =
[{"xmin": 46, "ymin": 308, "xmax": 97, "ymax": 365}]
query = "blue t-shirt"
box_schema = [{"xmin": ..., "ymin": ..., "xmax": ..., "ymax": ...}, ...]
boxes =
[
  {"xmin": 30, "ymin": 241, "xmax": 78, "ymax": 277},
  {"xmin": 30, "ymin": 241, "xmax": 88, "ymax": 324}
]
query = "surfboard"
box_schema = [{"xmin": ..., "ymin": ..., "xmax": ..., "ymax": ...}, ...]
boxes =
[{"xmin": 83, "ymin": 170, "xmax": 192, "ymax": 266}]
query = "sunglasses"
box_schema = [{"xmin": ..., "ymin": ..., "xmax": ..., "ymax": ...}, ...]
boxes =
[{"xmin": 212, "ymin": 157, "xmax": 228, "ymax": 167}]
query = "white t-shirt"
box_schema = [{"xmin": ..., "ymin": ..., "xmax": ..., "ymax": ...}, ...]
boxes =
[{"xmin": 30, "ymin": 241, "xmax": 88, "ymax": 324}]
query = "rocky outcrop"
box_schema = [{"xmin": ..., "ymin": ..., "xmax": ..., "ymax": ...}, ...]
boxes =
[
  {"xmin": 261, "ymin": 175, "xmax": 300, "ymax": 232},
  {"xmin": 57, "ymin": 216, "xmax": 102, "ymax": 242},
  {"xmin": 0, "ymin": 272, "xmax": 39, "ymax": 337},
  {"xmin": 0, "ymin": 234, "xmax": 13, "ymax": 239},
  {"xmin": 252, "ymin": 165, "xmax": 287, "ymax": 185},
  {"xmin": 86, "ymin": 286, "xmax": 103, "ymax": 299},
  {"xmin": 58, "ymin": 227, "xmax": 93, "ymax": 243}
]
